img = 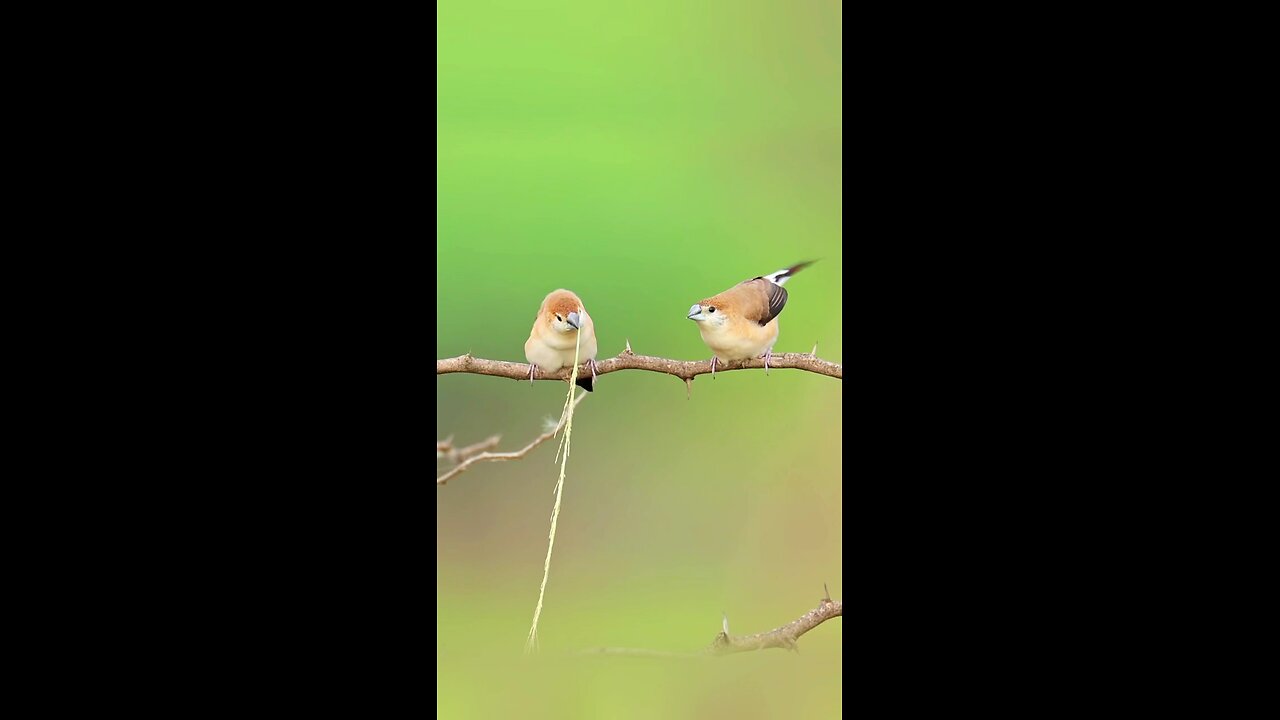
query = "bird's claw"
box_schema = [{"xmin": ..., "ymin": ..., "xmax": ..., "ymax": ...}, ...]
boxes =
[
  {"xmin": 760, "ymin": 348, "xmax": 773, "ymax": 375},
  {"xmin": 528, "ymin": 363, "xmax": 538, "ymax": 385},
  {"xmin": 710, "ymin": 356, "xmax": 718, "ymax": 379}
]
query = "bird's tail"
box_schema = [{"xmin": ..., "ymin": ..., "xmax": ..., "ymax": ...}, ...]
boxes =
[
  {"xmin": 765, "ymin": 260, "xmax": 817, "ymax": 286},
  {"xmin": 575, "ymin": 375, "xmax": 594, "ymax": 393}
]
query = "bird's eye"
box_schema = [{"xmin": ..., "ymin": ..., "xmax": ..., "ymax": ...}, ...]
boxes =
[
  {"xmin": 556, "ymin": 314, "xmax": 562, "ymax": 321},
  {"xmin": 708, "ymin": 307, "xmax": 716, "ymax": 313}
]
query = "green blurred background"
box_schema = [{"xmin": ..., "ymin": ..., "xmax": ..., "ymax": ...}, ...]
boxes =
[{"xmin": 438, "ymin": 1, "xmax": 841, "ymax": 716}]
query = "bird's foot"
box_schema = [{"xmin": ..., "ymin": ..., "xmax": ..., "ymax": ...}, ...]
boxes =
[
  {"xmin": 527, "ymin": 363, "xmax": 538, "ymax": 385},
  {"xmin": 711, "ymin": 356, "xmax": 718, "ymax": 379},
  {"xmin": 590, "ymin": 358, "xmax": 599, "ymax": 385},
  {"xmin": 760, "ymin": 348, "xmax": 773, "ymax": 375}
]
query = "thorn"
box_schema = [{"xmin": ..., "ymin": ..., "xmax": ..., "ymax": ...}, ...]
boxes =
[
  {"xmin": 685, "ymin": 377, "xmax": 693, "ymax": 400},
  {"xmin": 823, "ymin": 582, "xmax": 831, "ymax": 603},
  {"xmin": 625, "ymin": 338, "xmax": 633, "ymax": 354},
  {"xmin": 811, "ymin": 342, "xmax": 818, "ymax": 358},
  {"xmin": 722, "ymin": 612, "xmax": 729, "ymax": 635}
]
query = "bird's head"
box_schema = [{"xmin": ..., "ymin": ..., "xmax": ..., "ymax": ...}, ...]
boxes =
[
  {"xmin": 687, "ymin": 294, "xmax": 730, "ymax": 328},
  {"xmin": 544, "ymin": 290, "xmax": 585, "ymax": 333}
]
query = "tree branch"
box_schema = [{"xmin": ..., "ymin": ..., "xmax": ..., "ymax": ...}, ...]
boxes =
[
  {"xmin": 437, "ymin": 435, "xmax": 501, "ymax": 464},
  {"xmin": 706, "ymin": 597, "xmax": 842, "ymax": 655},
  {"xmin": 583, "ymin": 591, "xmax": 843, "ymax": 658},
  {"xmin": 436, "ymin": 391, "xmax": 588, "ymax": 486},
  {"xmin": 437, "ymin": 347, "xmax": 841, "ymax": 384}
]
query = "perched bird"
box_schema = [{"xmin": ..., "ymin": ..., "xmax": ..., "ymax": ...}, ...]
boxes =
[
  {"xmin": 525, "ymin": 289, "xmax": 599, "ymax": 392},
  {"xmin": 687, "ymin": 261, "xmax": 814, "ymax": 376}
]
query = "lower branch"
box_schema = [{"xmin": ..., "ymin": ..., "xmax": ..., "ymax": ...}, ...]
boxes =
[
  {"xmin": 583, "ymin": 589, "xmax": 842, "ymax": 658},
  {"xmin": 706, "ymin": 597, "xmax": 843, "ymax": 655},
  {"xmin": 437, "ymin": 436, "xmax": 501, "ymax": 464},
  {"xmin": 436, "ymin": 391, "xmax": 588, "ymax": 485}
]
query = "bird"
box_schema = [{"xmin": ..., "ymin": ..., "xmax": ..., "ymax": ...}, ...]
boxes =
[
  {"xmin": 525, "ymin": 289, "xmax": 599, "ymax": 392},
  {"xmin": 686, "ymin": 261, "xmax": 814, "ymax": 376}
]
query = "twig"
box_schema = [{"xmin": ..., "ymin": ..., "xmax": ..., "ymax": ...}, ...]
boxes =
[
  {"xmin": 437, "ymin": 349, "xmax": 842, "ymax": 384},
  {"xmin": 436, "ymin": 392, "xmax": 589, "ymax": 486},
  {"xmin": 706, "ymin": 597, "xmax": 842, "ymax": 655},
  {"xmin": 437, "ymin": 435, "xmax": 501, "ymax": 464},
  {"xmin": 583, "ymin": 591, "xmax": 843, "ymax": 658}
]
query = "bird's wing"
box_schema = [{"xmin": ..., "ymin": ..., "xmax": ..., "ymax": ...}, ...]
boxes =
[{"xmin": 729, "ymin": 277, "xmax": 788, "ymax": 327}]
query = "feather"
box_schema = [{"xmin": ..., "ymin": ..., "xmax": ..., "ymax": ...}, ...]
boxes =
[
  {"xmin": 720, "ymin": 277, "xmax": 788, "ymax": 326},
  {"xmin": 763, "ymin": 260, "xmax": 816, "ymax": 287}
]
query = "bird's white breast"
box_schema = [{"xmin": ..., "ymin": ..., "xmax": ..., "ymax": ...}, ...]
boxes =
[
  {"xmin": 698, "ymin": 318, "xmax": 778, "ymax": 361},
  {"xmin": 525, "ymin": 315, "xmax": 597, "ymax": 372}
]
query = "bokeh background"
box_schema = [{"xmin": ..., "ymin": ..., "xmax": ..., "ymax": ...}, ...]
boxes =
[{"xmin": 437, "ymin": 1, "xmax": 841, "ymax": 716}]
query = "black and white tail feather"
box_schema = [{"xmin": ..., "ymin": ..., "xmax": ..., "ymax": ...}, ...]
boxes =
[
  {"xmin": 747, "ymin": 260, "xmax": 816, "ymax": 327},
  {"xmin": 761, "ymin": 260, "xmax": 816, "ymax": 287}
]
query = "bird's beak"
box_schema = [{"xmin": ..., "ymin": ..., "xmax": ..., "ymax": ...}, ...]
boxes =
[
  {"xmin": 566, "ymin": 311, "xmax": 580, "ymax": 330},
  {"xmin": 687, "ymin": 304, "xmax": 704, "ymax": 321}
]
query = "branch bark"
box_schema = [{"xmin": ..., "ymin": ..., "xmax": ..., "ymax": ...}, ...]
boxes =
[
  {"xmin": 583, "ymin": 591, "xmax": 842, "ymax": 658},
  {"xmin": 437, "ymin": 435, "xmax": 501, "ymax": 463},
  {"xmin": 436, "ymin": 391, "xmax": 588, "ymax": 486},
  {"xmin": 437, "ymin": 347, "xmax": 842, "ymax": 384},
  {"xmin": 706, "ymin": 597, "xmax": 843, "ymax": 655}
]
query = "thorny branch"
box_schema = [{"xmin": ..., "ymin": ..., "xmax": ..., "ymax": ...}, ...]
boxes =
[
  {"xmin": 584, "ymin": 589, "xmax": 843, "ymax": 658},
  {"xmin": 436, "ymin": 391, "xmax": 589, "ymax": 486},
  {"xmin": 437, "ymin": 345, "xmax": 842, "ymax": 387},
  {"xmin": 707, "ymin": 596, "xmax": 843, "ymax": 655}
]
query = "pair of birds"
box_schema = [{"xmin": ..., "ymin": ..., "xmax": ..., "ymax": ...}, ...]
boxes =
[{"xmin": 524, "ymin": 261, "xmax": 814, "ymax": 392}]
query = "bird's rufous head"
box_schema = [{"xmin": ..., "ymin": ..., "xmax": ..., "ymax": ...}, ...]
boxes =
[
  {"xmin": 687, "ymin": 293, "xmax": 732, "ymax": 327},
  {"xmin": 542, "ymin": 289, "xmax": 586, "ymax": 332}
]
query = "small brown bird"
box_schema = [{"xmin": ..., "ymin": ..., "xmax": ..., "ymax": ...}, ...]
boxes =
[
  {"xmin": 687, "ymin": 261, "xmax": 814, "ymax": 376},
  {"xmin": 525, "ymin": 289, "xmax": 599, "ymax": 392}
]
